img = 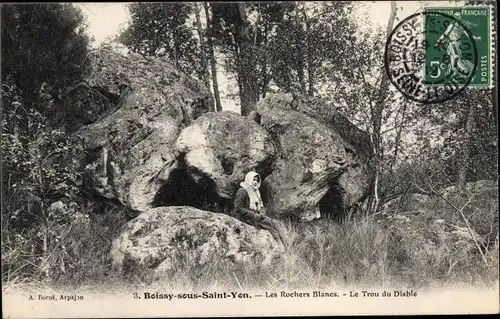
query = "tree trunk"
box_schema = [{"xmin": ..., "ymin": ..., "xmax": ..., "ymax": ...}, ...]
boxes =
[
  {"xmin": 301, "ymin": 6, "xmax": 315, "ymax": 96},
  {"xmin": 204, "ymin": 2, "xmax": 222, "ymax": 112},
  {"xmin": 457, "ymin": 103, "xmax": 476, "ymax": 189},
  {"xmin": 369, "ymin": 1, "xmax": 398, "ymax": 213},
  {"xmin": 194, "ymin": 3, "xmax": 214, "ymax": 112},
  {"xmin": 390, "ymin": 99, "xmax": 409, "ymax": 172},
  {"xmin": 236, "ymin": 3, "xmax": 259, "ymax": 116},
  {"xmin": 297, "ymin": 65, "xmax": 307, "ymax": 94},
  {"xmin": 295, "ymin": 6, "xmax": 307, "ymax": 95},
  {"xmin": 374, "ymin": 1, "xmax": 398, "ymax": 150},
  {"xmin": 306, "ymin": 26, "xmax": 314, "ymax": 96},
  {"xmin": 240, "ymin": 69, "xmax": 260, "ymax": 116},
  {"xmin": 194, "ymin": 3, "xmax": 210, "ymax": 88},
  {"xmin": 260, "ymin": 17, "xmax": 270, "ymax": 98}
]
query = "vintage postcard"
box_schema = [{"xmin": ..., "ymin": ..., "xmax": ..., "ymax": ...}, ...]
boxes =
[{"xmin": 1, "ymin": 1, "xmax": 498, "ymax": 317}]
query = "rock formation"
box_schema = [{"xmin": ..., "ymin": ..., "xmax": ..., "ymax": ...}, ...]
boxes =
[
  {"xmin": 110, "ymin": 206, "xmax": 283, "ymax": 275},
  {"xmin": 75, "ymin": 50, "xmax": 373, "ymax": 223},
  {"xmin": 75, "ymin": 49, "xmax": 213, "ymax": 212},
  {"xmin": 175, "ymin": 111, "xmax": 276, "ymax": 200},
  {"xmin": 254, "ymin": 93, "xmax": 375, "ymax": 221}
]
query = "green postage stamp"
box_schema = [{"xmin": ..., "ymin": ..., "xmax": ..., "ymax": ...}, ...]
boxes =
[
  {"xmin": 385, "ymin": 3, "xmax": 495, "ymax": 103},
  {"xmin": 423, "ymin": 6, "xmax": 493, "ymax": 88}
]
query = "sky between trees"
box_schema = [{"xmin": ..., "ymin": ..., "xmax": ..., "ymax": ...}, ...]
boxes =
[
  {"xmin": 77, "ymin": 1, "xmax": 464, "ymax": 47},
  {"xmin": 75, "ymin": 1, "xmax": 463, "ymax": 114}
]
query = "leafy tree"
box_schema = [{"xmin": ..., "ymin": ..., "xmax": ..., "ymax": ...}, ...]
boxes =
[
  {"xmin": 268, "ymin": 2, "xmax": 358, "ymax": 96},
  {"xmin": 1, "ymin": 4, "xmax": 90, "ymax": 107},
  {"xmin": 316, "ymin": 2, "xmax": 401, "ymax": 212},
  {"xmin": 208, "ymin": 1, "xmax": 359, "ymax": 114},
  {"xmin": 1, "ymin": 3, "xmax": 92, "ymax": 281},
  {"xmin": 120, "ymin": 3, "xmax": 202, "ymax": 79},
  {"xmin": 120, "ymin": 3, "xmax": 225, "ymax": 112},
  {"xmin": 414, "ymin": 88, "xmax": 497, "ymax": 188},
  {"xmin": 210, "ymin": 2, "xmax": 292, "ymax": 115},
  {"xmin": 203, "ymin": 2, "xmax": 222, "ymax": 111},
  {"xmin": 365, "ymin": 1, "xmax": 398, "ymax": 212}
]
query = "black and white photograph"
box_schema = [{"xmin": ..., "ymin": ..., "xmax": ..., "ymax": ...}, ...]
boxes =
[{"xmin": 1, "ymin": 1, "xmax": 498, "ymax": 317}]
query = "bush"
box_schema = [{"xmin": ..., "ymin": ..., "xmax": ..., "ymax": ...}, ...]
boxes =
[{"xmin": 1, "ymin": 81, "xmax": 85, "ymax": 282}]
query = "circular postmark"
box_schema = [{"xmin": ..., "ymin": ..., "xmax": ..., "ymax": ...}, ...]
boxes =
[{"xmin": 384, "ymin": 11, "xmax": 478, "ymax": 104}]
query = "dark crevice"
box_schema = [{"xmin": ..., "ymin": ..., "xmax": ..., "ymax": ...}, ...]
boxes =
[
  {"xmin": 318, "ymin": 180, "xmax": 347, "ymax": 223},
  {"xmin": 152, "ymin": 158, "xmax": 230, "ymax": 214},
  {"xmin": 344, "ymin": 146, "xmax": 355, "ymax": 154},
  {"xmin": 248, "ymin": 111, "xmax": 261, "ymax": 124},
  {"xmin": 92, "ymin": 86, "xmax": 121, "ymax": 105},
  {"xmin": 254, "ymin": 154, "xmax": 276, "ymax": 181},
  {"xmin": 218, "ymin": 155, "xmax": 235, "ymax": 175}
]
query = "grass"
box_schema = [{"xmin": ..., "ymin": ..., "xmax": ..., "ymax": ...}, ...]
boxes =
[{"xmin": 2, "ymin": 191, "xmax": 499, "ymax": 294}]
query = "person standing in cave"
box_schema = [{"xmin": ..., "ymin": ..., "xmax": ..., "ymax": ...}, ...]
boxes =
[{"xmin": 233, "ymin": 171, "xmax": 287, "ymax": 246}]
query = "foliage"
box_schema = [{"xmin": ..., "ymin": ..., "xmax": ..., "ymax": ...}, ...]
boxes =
[
  {"xmin": 378, "ymin": 87, "xmax": 497, "ymax": 201},
  {"xmin": 419, "ymin": 89, "xmax": 497, "ymax": 183},
  {"xmin": 210, "ymin": 2, "xmax": 293, "ymax": 114},
  {"xmin": 319, "ymin": 4, "xmax": 496, "ymax": 205},
  {"xmin": 1, "ymin": 4, "xmax": 90, "ymax": 104},
  {"xmin": 268, "ymin": 2, "xmax": 357, "ymax": 96},
  {"xmin": 319, "ymin": 13, "xmax": 416, "ymax": 211},
  {"xmin": 120, "ymin": 3, "xmax": 202, "ymax": 78},
  {"xmin": 1, "ymin": 3, "xmax": 93, "ymax": 283},
  {"xmin": 1, "ymin": 81, "xmax": 86, "ymax": 281},
  {"xmin": 208, "ymin": 1, "xmax": 359, "ymax": 113}
]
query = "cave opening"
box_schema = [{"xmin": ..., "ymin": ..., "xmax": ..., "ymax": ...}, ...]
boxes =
[
  {"xmin": 318, "ymin": 182, "xmax": 347, "ymax": 223},
  {"xmin": 152, "ymin": 168, "xmax": 230, "ymax": 214}
]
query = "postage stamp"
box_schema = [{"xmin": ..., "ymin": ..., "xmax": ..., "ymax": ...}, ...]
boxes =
[
  {"xmin": 385, "ymin": 5, "xmax": 494, "ymax": 103},
  {"xmin": 423, "ymin": 6, "xmax": 492, "ymax": 88}
]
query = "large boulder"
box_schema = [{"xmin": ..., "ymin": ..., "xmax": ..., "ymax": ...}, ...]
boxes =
[
  {"xmin": 256, "ymin": 93, "xmax": 373, "ymax": 157},
  {"xmin": 75, "ymin": 49, "xmax": 213, "ymax": 212},
  {"xmin": 255, "ymin": 94, "xmax": 374, "ymax": 221},
  {"xmin": 110, "ymin": 206, "xmax": 283, "ymax": 275},
  {"xmin": 175, "ymin": 111, "xmax": 276, "ymax": 199}
]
